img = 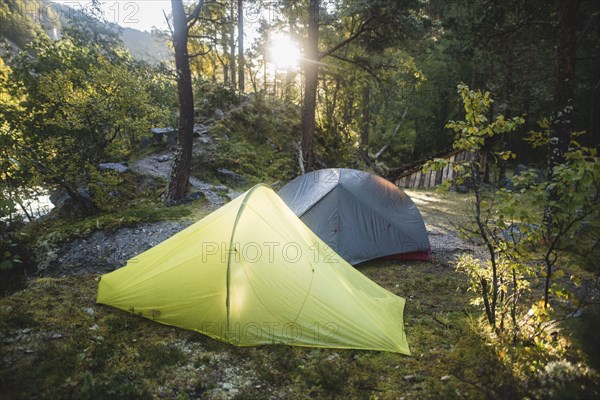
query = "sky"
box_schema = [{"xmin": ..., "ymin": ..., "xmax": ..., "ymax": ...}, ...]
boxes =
[
  {"xmin": 50, "ymin": 1, "xmax": 297, "ymax": 67},
  {"xmin": 53, "ymin": 1, "xmax": 173, "ymax": 32}
]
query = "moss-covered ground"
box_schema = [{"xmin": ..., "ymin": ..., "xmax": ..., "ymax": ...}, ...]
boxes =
[{"xmin": 1, "ymin": 189, "xmax": 598, "ymax": 399}]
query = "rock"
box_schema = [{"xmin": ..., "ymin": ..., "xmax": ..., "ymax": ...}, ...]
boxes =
[
  {"xmin": 455, "ymin": 184, "xmax": 469, "ymax": 194},
  {"xmin": 199, "ymin": 136, "xmax": 212, "ymax": 145},
  {"xmin": 441, "ymin": 375, "xmax": 451, "ymax": 381},
  {"xmin": 194, "ymin": 124, "xmax": 208, "ymax": 135},
  {"xmin": 44, "ymin": 221, "xmax": 193, "ymax": 277},
  {"xmin": 513, "ymin": 164, "xmax": 528, "ymax": 176},
  {"xmin": 180, "ymin": 191, "xmax": 205, "ymax": 203},
  {"xmin": 500, "ymin": 223, "xmax": 540, "ymax": 244},
  {"xmin": 212, "ymin": 185, "xmax": 229, "ymax": 192},
  {"xmin": 156, "ymin": 155, "xmax": 170, "ymax": 163},
  {"xmin": 217, "ymin": 168, "xmax": 247, "ymax": 185},
  {"xmin": 98, "ymin": 162, "xmax": 129, "ymax": 174},
  {"xmin": 403, "ymin": 374, "xmax": 417, "ymax": 382},
  {"xmin": 139, "ymin": 136, "xmax": 153, "ymax": 150},
  {"xmin": 151, "ymin": 127, "xmax": 177, "ymax": 144},
  {"xmin": 214, "ymin": 108, "xmax": 224, "ymax": 120},
  {"xmin": 227, "ymin": 191, "xmax": 243, "ymax": 201},
  {"xmin": 84, "ymin": 307, "xmax": 95, "ymax": 316},
  {"xmin": 151, "ymin": 127, "xmax": 176, "ymax": 136},
  {"xmin": 500, "ymin": 177, "xmax": 515, "ymax": 191},
  {"xmin": 50, "ymin": 187, "xmax": 96, "ymax": 219}
]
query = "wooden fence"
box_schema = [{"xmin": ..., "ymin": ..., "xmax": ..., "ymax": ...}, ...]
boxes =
[{"xmin": 393, "ymin": 149, "xmax": 478, "ymax": 189}]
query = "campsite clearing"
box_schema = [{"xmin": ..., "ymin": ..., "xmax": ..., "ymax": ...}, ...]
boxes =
[{"xmin": 0, "ymin": 190, "xmax": 596, "ymax": 399}]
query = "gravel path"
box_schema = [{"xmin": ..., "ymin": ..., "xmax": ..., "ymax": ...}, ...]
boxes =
[
  {"xmin": 42, "ymin": 221, "xmax": 192, "ymax": 277},
  {"xmin": 42, "ymin": 147, "xmax": 483, "ymax": 278},
  {"xmin": 42, "ymin": 217, "xmax": 482, "ymax": 278}
]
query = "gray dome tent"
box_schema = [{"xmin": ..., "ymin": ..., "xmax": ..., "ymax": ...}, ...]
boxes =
[{"xmin": 278, "ymin": 168, "xmax": 430, "ymax": 265}]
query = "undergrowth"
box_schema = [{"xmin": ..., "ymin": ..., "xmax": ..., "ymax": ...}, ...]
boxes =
[{"xmin": 192, "ymin": 96, "xmax": 300, "ymax": 185}]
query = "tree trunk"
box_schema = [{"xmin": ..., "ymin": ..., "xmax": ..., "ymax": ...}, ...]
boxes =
[
  {"xmin": 237, "ymin": 0, "xmax": 245, "ymax": 93},
  {"xmin": 165, "ymin": 0, "xmax": 196, "ymax": 203},
  {"xmin": 300, "ymin": 0, "xmax": 319, "ymax": 172},
  {"xmin": 543, "ymin": 0, "xmax": 580, "ymax": 307},
  {"xmin": 549, "ymin": 0, "xmax": 580, "ymax": 173},
  {"xmin": 361, "ymin": 83, "xmax": 370, "ymax": 155},
  {"xmin": 499, "ymin": 33, "xmax": 514, "ymax": 183},
  {"xmin": 229, "ymin": 0, "xmax": 236, "ymax": 89}
]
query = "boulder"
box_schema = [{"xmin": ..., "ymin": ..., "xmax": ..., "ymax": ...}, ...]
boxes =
[
  {"xmin": 50, "ymin": 187, "xmax": 96, "ymax": 219},
  {"xmin": 139, "ymin": 136, "xmax": 153, "ymax": 150},
  {"xmin": 98, "ymin": 162, "xmax": 129, "ymax": 174},
  {"xmin": 193, "ymin": 124, "xmax": 208, "ymax": 135},
  {"xmin": 216, "ymin": 168, "xmax": 247, "ymax": 186},
  {"xmin": 151, "ymin": 127, "xmax": 177, "ymax": 144},
  {"xmin": 214, "ymin": 109, "xmax": 224, "ymax": 120}
]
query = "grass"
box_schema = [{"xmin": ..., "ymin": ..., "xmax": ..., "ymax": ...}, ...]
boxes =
[{"xmin": 1, "ymin": 189, "xmax": 598, "ymax": 399}]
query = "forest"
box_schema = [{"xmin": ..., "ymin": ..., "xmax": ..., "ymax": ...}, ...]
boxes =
[{"xmin": 1, "ymin": 0, "xmax": 600, "ymax": 399}]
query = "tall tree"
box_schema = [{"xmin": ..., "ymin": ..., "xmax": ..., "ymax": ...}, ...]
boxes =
[
  {"xmin": 298, "ymin": 0, "xmax": 423, "ymax": 171},
  {"xmin": 165, "ymin": 0, "xmax": 203, "ymax": 202},
  {"xmin": 237, "ymin": 0, "xmax": 245, "ymax": 92},
  {"xmin": 300, "ymin": 0, "xmax": 319, "ymax": 171},
  {"xmin": 548, "ymin": 0, "xmax": 581, "ymax": 172},
  {"xmin": 228, "ymin": 0, "xmax": 237, "ymax": 89},
  {"xmin": 542, "ymin": 0, "xmax": 582, "ymax": 307}
]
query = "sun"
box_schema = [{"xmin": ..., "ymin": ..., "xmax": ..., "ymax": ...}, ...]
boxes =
[{"xmin": 269, "ymin": 33, "xmax": 301, "ymax": 71}]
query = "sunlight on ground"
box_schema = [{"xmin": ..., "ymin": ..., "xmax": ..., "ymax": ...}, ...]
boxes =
[{"xmin": 405, "ymin": 189, "xmax": 472, "ymax": 234}]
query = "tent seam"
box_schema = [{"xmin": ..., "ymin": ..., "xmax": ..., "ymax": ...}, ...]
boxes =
[{"xmin": 226, "ymin": 184, "xmax": 266, "ymax": 339}]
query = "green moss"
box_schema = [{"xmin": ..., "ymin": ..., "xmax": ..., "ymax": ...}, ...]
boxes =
[
  {"xmin": 193, "ymin": 96, "xmax": 301, "ymax": 185},
  {"xmin": 137, "ymin": 343, "xmax": 186, "ymax": 375}
]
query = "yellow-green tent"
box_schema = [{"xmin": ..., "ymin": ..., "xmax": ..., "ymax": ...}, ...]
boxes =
[{"xmin": 97, "ymin": 184, "xmax": 410, "ymax": 354}]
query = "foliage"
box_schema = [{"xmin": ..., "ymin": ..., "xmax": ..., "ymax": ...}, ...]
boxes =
[
  {"xmin": 431, "ymin": 84, "xmax": 600, "ymax": 389},
  {"xmin": 446, "ymin": 84, "xmax": 524, "ymax": 153},
  {"xmin": 525, "ymin": 122, "xmax": 600, "ymax": 304},
  {"xmin": 2, "ymin": 25, "xmax": 171, "ymax": 216}
]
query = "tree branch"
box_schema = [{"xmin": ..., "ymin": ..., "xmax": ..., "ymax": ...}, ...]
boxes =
[
  {"xmin": 319, "ymin": 17, "xmax": 374, "ymax": 60},
  {"xmin": 186, "ymin": 0, "xmax": 205, "ymax": 31},
  {"xmin": 327, "ymin": 53, "xmax": 380, "ymax": 82},
  {"xmin": 189, "ymin": 48, "xmax": 213, "ymax": 58}
]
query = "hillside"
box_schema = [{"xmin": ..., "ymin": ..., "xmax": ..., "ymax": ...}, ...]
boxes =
[
  {"xmin": 121, "ymin": 27, "xmax": 171, "ymax": 64},
  {"xmin": 0, "ymin": 0, "xmax": 170, "ymax": 64}
]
